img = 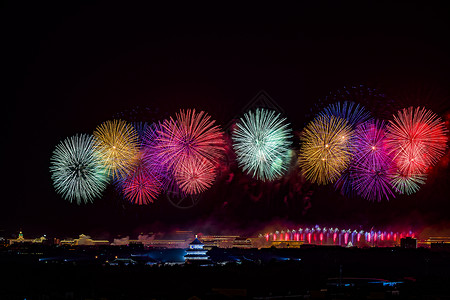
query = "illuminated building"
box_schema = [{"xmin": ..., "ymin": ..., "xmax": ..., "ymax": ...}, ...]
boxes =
[
  {"xmin": 59, "ymin": 234, "xmax": 109, "ymax": 246},
  {"xmin": 9, "ymin": 231, "xmax": 47, "ymax": 245},
  {"xmin": 184, "ymin": 235, "xmax": 210, "ymax": 264},
  {"xmin": 421, "ymin": 236, "xmax": 450, "ymax": 248}
]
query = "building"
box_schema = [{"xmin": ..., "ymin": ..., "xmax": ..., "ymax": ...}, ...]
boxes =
[
  {"xmin": 60, "ymin": 234, "xmax": 109, "ymax": 246},
  {"xmin": 9, "ymin": 231, "xmax": 47, "ymax": 245},
  {"xmin": 200, "ymin": 235, "xmax": 240, "ymax": 249},
  {"xmin": 184, "ymin": 235, "xmax": 210, "ymax": 264},
  {"xmin": 400, "ymin": 237, "xmax": 417, "ymax": 249},
  {"xmin": 232, "ymin": 237, "xmax": 253, "ymax": 249}
]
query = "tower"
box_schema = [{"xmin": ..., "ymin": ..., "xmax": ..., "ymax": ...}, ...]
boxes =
[{"xmin": 184, "ymin": 235, "xmax": 210, "ymax": 264}]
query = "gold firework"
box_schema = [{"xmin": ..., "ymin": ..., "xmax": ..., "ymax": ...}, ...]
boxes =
[
  {"xmin": 299, "ymin": 115, "xmax": 354, "ymax": 185},
  {"xmin": 93, "ymin": 119, "xmax": 140, "ymax": 179}
]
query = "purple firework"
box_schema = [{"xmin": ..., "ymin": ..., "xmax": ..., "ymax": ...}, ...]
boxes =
[
  {"xmin": 351, "ymin": 120, "xmax": 396, "ymax": 201},
  {"xmin": 141, "ymin": 122, "xmax": 180, "ymax": 194}
]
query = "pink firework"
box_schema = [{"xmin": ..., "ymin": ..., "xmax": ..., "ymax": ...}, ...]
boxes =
[
  {"xmin": 156, "ymin": 109, "xmax": 225, "ymax": 170},
  {"xmin": 175, "ymin": 157, "xmax": 216, "ymax": 195},
  {"xmin": 386, "ymin": 107, "xmax": 448, "ymax": 175}
]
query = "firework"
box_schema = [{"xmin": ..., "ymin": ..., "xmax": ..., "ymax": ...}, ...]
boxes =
[
  {"xmin": 390, "ymin": 171, "xmax": 427, "ymax": 195},
  {"xmin": 132, "ymin": 122, "xmax": 150, "ymax": 142},
  {"xmin": 299, "ymin": 115, "xmax": 354, "ymax": 185},
  {"xmin": 141, "ymin": 122, "xmax": 184, "ymax": 195},
  {"xmin": 156, "ymin": 109, "xmax": 225, "ymax": 172},
  {"xmin": 93, "ymin": 119, "xmax": 140, "ymax": 180},
  {"xmin": 116, "ymin": 157, "xmax": 162, "ymax": 205},
  {"xmin": 386, "ymin": 107, "xmax": 448, "ymax": 174},
  {"xmin": 175, "ymin": 157, "xmax": 216, "ymax": 194},
  {"xmin": 314, "ymin": 85, "xmax": 398, "ymax": 122},
  {"xmin": 232, "ymin": 108, "xmax": 293, "ymax": 181},
  {"xmin": 334, "ymin": 169, "xmax": 357, "ymax": 198},
  {"xmin": 115, "ymin": 122, "xmax": 164, "ymax": 205},
  {"xmin": 351, "ymin": 120, "xmax": 396, "ymax": 201},
  {"xmin": 319, "ymin": 101, "xmax": 372, "ymax": 127},
  {"xmin": 50, "ymin": 134, "xmax": 109, "ymax": 204}
]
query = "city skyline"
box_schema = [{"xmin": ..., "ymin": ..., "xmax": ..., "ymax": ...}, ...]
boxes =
[{"xmin": 2, "ymin": 2, "xmax": 450, "ymax": 238}]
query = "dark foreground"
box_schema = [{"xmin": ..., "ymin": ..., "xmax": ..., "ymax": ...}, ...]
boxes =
[{"xmin": 1, "ymin": 246, "xmax": 450, "ymax": 299}]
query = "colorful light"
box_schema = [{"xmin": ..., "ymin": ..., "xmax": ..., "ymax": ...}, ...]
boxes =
[
  {"xmin": 117, "ymin": 158, "xmax": 162, "ymax": 205},
  {"xmin": 232, "ymin": 108, "xmax": 293, "ymax": 181},
  {"xmin": 50, "ymin": 134, "xmax": 109, "ymax": 204},
  {"xmin": 386, "ymin": 106, "xmax": 448, "ymax": 175},
  {"xmin": 156, "ymin": 109, "xmax": 225, "ymax": 171},
  {"xmin": 299, "ymin": 115, "xmax": 354, "ymax": 185},
  {"xmin": 175, "ymin": 157, "xmax": 216, "ymax": 195},
  {"xmin": 390, "ymin": 170, "xmax": 427, "ymax": 195},
  {"xmin": 351, "ymin": 120, "xmax": 396, "ymax": 201},
  {"xmin": 320, "ymin": 101, "xmax": 372, "ymax": 126},
  {"xmin": 93, "ymin": 119, "xmax": 140, "ymax": 180}
]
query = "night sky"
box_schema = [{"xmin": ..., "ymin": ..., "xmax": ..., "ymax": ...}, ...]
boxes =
[{"xmin": 2, "ymin": 2, "xmax": 450, "ymax": 239}]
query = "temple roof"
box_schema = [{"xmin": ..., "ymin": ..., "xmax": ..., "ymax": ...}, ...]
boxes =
[{"xmin": 190, "ymin": 237, "xmax": 203, "ymax": 245}]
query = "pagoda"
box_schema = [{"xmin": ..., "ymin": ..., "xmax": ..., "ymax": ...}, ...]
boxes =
[{"xmin": 184, "ymin": 235, "xmax": 210, "ymax": 264}]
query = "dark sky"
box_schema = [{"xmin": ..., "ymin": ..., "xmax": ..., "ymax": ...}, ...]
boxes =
[{"xmin": 2, "ymin": 2, "xmax": 450, "ymax": 238}]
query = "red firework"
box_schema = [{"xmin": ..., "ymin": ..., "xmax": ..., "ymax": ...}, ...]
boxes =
[
  {"xmin": 120, "ymin": 158, "xmax": 162, "ymax": 205},
  {"xmin": 175, "ymin": 157, "xmax": 216, "ymax": 195},
  {"xmin": 386, "ymin": 107, "xmax": 448, "ymax": 175}
]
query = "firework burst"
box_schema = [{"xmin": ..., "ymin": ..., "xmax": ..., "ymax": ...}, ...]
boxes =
[
  {"xmin": 175, "ymin": 157, "xmax": 216, "ymax": 194},
  {"xmin": 232, "ymin": 108, "xmax": 293, "ymax": 181},
  {"xmin": 93, "ymin": 119, "xmax": 140, "ymax": 180},
  {"xmin": 50, "ymin": 134, "xmax": 109, "ymax": 204},
  {"xmin": 116, "ymin": 156, "xmax": 162, "ymax": 205},
  {"xmin": 386, "ymin": 106, "xmax": 448, "ymax": 175},
  {"xmin": 319, "ymin": 101, "xmax": 372, "ymax": 127},
  {"xmin": 351, "ymin": 120, "xmax": 396, "ymax": 201},
  {"xmin": 156, "ymin": 109, "xmax": 225, "ymax": 171},
  {"xmin": 299, "ymin": 115, "xmax": 354, "ymax": 185},
  {"xmin": 390, "ymin": 171, "xmax": 427, "ymax": 195}
]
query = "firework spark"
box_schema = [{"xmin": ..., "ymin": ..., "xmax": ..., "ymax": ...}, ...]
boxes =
[
  {"xmin": 299, "ymin": 115, "xmax": 354, "ymax": 185},
  {"xmin": 232, "ymin": 108, "xmax": 293, "ymax": 181},
  {"xmin": 50, "ymin": 134, "xmax": 109, "ymax": 204},
  {"xmin": 93, "ymin": 119, "xmax": 140, "ymax": 180}
]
